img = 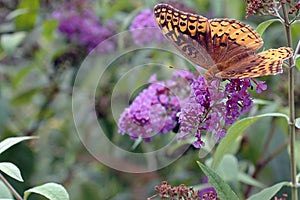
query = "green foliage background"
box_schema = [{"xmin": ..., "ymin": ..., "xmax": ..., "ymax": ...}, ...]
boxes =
[{"xmin": 0, "ymin": 0, "xmax": 299, "ymax": 199}]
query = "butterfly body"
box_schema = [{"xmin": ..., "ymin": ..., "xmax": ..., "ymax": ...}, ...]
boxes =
[{"xmin": 154, "ymin": 3, "xmax": 293, "ymax": 79}]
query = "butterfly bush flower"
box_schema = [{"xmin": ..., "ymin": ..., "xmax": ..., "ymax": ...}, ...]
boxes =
[
  {"xmin": 118, "ymin": 68, "xmax": 267, "ymax": 147},
  {"xmin": 52, "ymin": 0, "xmax": 116, "ymax": 52},
  {"xmin": 178, "ymin": 76, "xmax": 267, "ymax": 148},
  {"xmin": 148, "ymin": 181, "xmax": 219, "ymax": 199},
  {"xmin": 118, "ymin": 71, "xmax": 193, "ymax": 141},
  {"xmin": 245, "ymin": 0, "xmax": 300, "ymax": 18},
  {"xmin": 129, "ymin": 9, "xmax": 166, "ymax": 46}
]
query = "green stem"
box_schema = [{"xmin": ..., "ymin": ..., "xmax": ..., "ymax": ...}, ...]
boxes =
[
  {"xmin": 281, "ymin": 3, "xmax": 298, "ymax": 200},
  {"xmin": 0, "ymin": 173, "xmax": 23, "ymax": 200}
]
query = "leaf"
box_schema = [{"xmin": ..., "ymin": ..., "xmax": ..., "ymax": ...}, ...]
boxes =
[
  {"xmin": 256, "ymin": 19, "xmax": 281, "ymax": 35},
  {"xmin": 197, "ymin": 161, "xmax": 240, "ymax": 200},
  {"xmin": 12, "ymin": 65, "xmax": 36, "ymax": 89},
  {"xmin": 247, "ymin": 182, "xmax": 289, "ymax": 200},
  {"xmin": 11, "ymin": 88, "xmax": 43, "ymax": 105},
  {"xmin": 212, "ymin": 113, "xmax": 289, "ymax": 169},
  {"xmin": 0, "ymin": 162, "xmax": 23, "ymax": 182},
  {"xmin": 0, "ymin": 180, "xmax": 13, "ymax": 199},
  {"xmin": 295, "ymin": 56, "xmax": 300, "ymax": 71},
  {"xmin": 42, "ymin": 20, "xmax": 58, "ymax": 39},
  {"xmin": 14, "ymin": 0, "xmax": 39, "ymax": 31},
  {"xmin": 296, "ymin": 118, "xmax": 300, "ymax": 129},
  {"xmin": 0, "ymin": 136, "xmax": 38, "ymax": 155},
  {"xmin": 238, "ymin": 172, "xmax": 265, "ymax": 188},
  {"xmin": 217, "ymin": 154, "xmax": 238, "ymax": 183},
  {"xmin": 24, "ymin": 183, "xmax": 69, "ymax": 200},
  {"xmin": 1, "ymin": 32, "xmax": 26, "ymax": 55},
  {"xmin": 6, "ymin": 8, "xmax": 30, "ymax": 20}
]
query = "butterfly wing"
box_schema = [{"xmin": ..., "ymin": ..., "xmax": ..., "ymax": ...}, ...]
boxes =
[
  {"xmin": 215, "ymin": 47, "xmax": 293, "ymax": 79},
  {"xmin": 208, "ymin": 18, "xmax": 263, "ymax": 63},
  {"xmin": 154, "ymin": 3, "xmax": 215, "ymax": 69}
]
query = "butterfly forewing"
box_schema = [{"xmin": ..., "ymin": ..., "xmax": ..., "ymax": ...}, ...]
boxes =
[
  {"xmin": 208, "ymin": 18, "xmax": 263, "ymax": 63},
  {"xmin": 154, "ymin": 3, "xmax": 215, "ymax": 69}
]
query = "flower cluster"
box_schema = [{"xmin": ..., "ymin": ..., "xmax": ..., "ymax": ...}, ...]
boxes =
[
  {"xmin": 274, "ymin": 194, "xmax": 288, "ymax": 200},
  {"xmin": 129, "ymin": 9, "xmax": 166, "ymax": 46},
  {"xmin": 245, "ymin": 0, "xmax": 300, "ymax": 18},
  {"xmin": 118, "ymin": 71, "xmax": 193, "ymax": 141},
  {"xmin": 148, "ymin": 181, "xmax": 219, "ymax": 200},
  {"xmin": 245, "ymin": 0, "xmax": 278, "ymax": 18},
  {"xmin": 178, "ymin": 76, "xmax": 267, "ymax": 148},
  {"xmin": 118, "ymin": 68, "xmax": 267, "ymax": 147},
  {"xmin": 287, "ymin": 0, "xmax": 300, "ymax": 14},
  {"xmin": 52, "ymin": 0, "xmax": 116, "ymax": 52}
]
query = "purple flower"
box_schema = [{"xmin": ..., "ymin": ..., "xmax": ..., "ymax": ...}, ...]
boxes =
[
  {"xmin": 129, "ymin": 9, "xmax": 166, "ymax": 46},
  {"xmin": 254, "ymin": 80, "xmax": 268, "ymax": 93},
  {"xmin": 52, "ymin": 0, "xmax": 116, "ymax": 53},
  {"xmin": 118, "ymin": 71, "xmax": 193, "ymax": 141},
  {"xmin": 118, "ymin": 69, "xmax": 267, "ymax": 147},
  {"xmin": 178, "ymin": 76, "xmax": 265, "ymax": 148},
  {"xmin": 198, "ymin": 187, "xmax": 218, "ymax": 200}
]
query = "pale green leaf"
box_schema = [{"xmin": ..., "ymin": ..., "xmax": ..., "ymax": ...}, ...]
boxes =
[
  {"xmin": 0, "ymin": 180, "xmax": 13, "ymax": 199},
  {"xmin": 256, "ymin": 19, "xmax": 281, "ymax": 36},
  {"xmin": 24, "ymin": 183, "xmax": 69, "ymax": 200},
  {"xmin": 0, "ymin": 136, "xmax": 38, "ymax": 155},
  {"xmin": 212, "ymin": 113, "xmax": 289, "ymax": 169},
  {"xmin": 296, "ymin": 118, "xmax": 300, "ymax": 129},
  {"xmin": 247, "ymin": 182, "xmax": 289, "ymax": 200},
  {"xmin": 6, "ymin": 8, "xmax": 30, "ymax": 20},
  {"xmin": 238, "ymin": 173, "xmax": 265, "ymax": 188},
  {"xmin": 0, "ymin": 162, "xmax": 23, "ymax": 182},
  {"xmin": 1, "ymin": 32, "xmax": 26, "ymax": 55},
  {"xmin": 197, "ymin": 161, "xmax": 240, "ymax": 200}
]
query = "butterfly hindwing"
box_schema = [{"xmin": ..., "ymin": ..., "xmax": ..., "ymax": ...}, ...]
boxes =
[{"xmin": 215, "ymin": 47, "xmax": 293, "ymax": 79}]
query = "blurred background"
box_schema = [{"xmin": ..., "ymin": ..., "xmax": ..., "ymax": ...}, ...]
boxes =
[{"xmin": 0, "ymin": 0, "xmax": 299, "ymax": 199}]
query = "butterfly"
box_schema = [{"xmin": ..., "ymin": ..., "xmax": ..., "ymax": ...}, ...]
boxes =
[{"xmin": 153, "ymin": 3, "xmax": 293, "ymax": 79}]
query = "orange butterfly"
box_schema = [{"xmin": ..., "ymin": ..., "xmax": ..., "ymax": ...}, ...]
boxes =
[{"xmin": 153, "ymin": 3, "xmax": 293, "ymax": 79}]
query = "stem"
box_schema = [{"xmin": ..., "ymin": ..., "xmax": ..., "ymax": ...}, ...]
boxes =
[
  {"xmin": 0, "ymin": 173, "xmax": 23, "ymax": 200},
  {"xmin": 281, "ymin": 3, "xmax": 298, "ymax": 200}
]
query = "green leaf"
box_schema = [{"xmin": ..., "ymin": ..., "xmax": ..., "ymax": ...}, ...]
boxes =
[
  {"xmin": 12, "ymin": 65, "xmax": 36, "ymax": 89},
  {"xmin": 0, "ymin": 136, "xmax": 38, "ymax": 155},
  {"xmin": 296, "ymin": 56, "xmax": 300, "ymax": 71},
  {"xmin": 197, "ymin": 161, "xmax": 240, "ymax": 200},
  {"xmin": 42, "ymin": 20, "xmax": 58, "ymax": 39},
  {"xmin": 1, "ymin": 32, "xmax": 26, "ymax": 55},
  {"xmin": 0, "ymin": 162, "xmax": 23, "ymax": 182},
  {"xmin": 256, "ymin": 19, "xmax": 281, "ymax": 36},
  {"xmin": 296, "ymin": 118, "xmax": 300, "ymax": 129},
  {"xmin": 247, "ymin": 182, "xmax": 289, "ymax": 200},
  {"xmin": 238, "ymin": 172, "xmax": 265, "ymax": 188},
  {"xmin": 212, "ymin": 113, "xmax": 289, "ymax": 169},
  {"xmin": 14, "ymin": 0, "xmax": 39, "ymax": 31},
  {"xmin": 0, "ymin": 180, "xmax": 13, "ymax": 199},
  {"xmin": 11, "ymin": 88, "xmax": 43, "ymax": 105},
  {"xmin": 6, "ymin": 8, "xmax": 30, "ymax": 20},
  {"xmin": 217, "ymin": 154, "xmax": 238, "ymax": 183},
  {"xmin": 24, "ymin": 183, "xmax": 69, "ymax": 200}
]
